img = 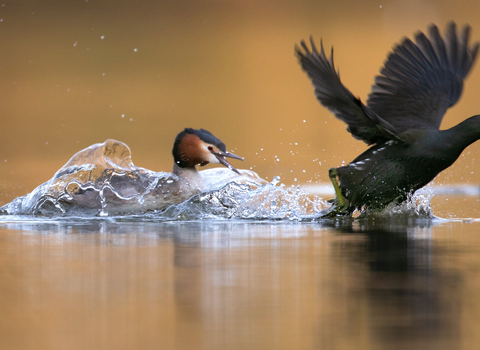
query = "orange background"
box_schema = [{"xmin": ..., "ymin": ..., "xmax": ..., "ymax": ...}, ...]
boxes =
[{"xmin": 1, "ymin": 0, "xmax": 480, "ymax": 205}]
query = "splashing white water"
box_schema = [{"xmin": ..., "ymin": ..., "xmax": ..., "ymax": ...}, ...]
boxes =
[
  {"xmin": 146, "ymin": 178, "xmax": 327, "ymax": 221},
  {"xmin": 0, "ymin": 140, "xmax": 327, "ymax": 219},
  {"xmin": 0, "ymin": 140, "xmax": 440, "ymax": 221}
]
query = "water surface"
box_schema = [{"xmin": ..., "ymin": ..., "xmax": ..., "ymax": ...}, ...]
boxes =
[{"xmin": 1, "ymin": 202, "xmax": 479, "ymax": 350}]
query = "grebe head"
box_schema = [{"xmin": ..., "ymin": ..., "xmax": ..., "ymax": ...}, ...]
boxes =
[{"xmin": 172, "ymin": 128, "xmax": 244, "ymax": 174}]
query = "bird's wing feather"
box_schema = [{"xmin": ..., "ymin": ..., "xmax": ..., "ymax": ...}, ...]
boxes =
[
  {"xmin": 295, "ymin": 38, "xmax": 404, "ymax": 145},
  {"xmin": 367, "ymin": 22, "xmax": 479, "ymax": 132}
]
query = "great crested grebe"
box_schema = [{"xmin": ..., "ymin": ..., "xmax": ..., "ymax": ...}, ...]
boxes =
[
  {"xmin": 168, "ymin": 127, "xmax": 244, "ymax": 201},
  {"xmin": 130, "ymin": 127, "xmax": 245, "ymax": 211},
  {"xmin": 295, "ymin": 22, "xmax": 480, "ymax": 215},
  {"xmin": 0, "ymin": 128, "xmax": 246, "ymax": 216}
]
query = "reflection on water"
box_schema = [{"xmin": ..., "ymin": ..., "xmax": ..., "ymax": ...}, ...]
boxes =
[{"xmin": 1, "ymin": 217, "xmax": 480, "ymax": 350}]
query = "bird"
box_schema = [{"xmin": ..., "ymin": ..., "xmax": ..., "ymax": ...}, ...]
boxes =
[
  {"xmin": 295, "ymin": 22, "xmax": 480, "ymax": 216},
  {"xmin": 139, "ymin": 127, "xmax": 245, "ymax": 210},
  {"xmin": 0, "ymin": 128, "xmax": 245, "ymax": 215},
  {"xmin": 170, "ymin": 127, "xmax": 244, "ymax": 189}
]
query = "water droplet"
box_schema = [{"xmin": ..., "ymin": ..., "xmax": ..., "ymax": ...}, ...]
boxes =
[{"xmin": 271, "ymin": 176, "xmax": 281, "ymax": 185}]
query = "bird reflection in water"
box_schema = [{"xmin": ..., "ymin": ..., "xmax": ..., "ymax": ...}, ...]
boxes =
[{"xmin": 324, "ymin": 218, "xmax": 461, "ymax": 348}]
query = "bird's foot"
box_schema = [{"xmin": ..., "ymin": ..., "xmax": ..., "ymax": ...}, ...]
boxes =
[
  {"xmin": 328, "ymin": 167, "xmax": 350, "ymax": 204},
  {"xmin": 318, "ymin": 168, "xmax": 352, "ymax": 217},
  {"xmin": 319, "ymin": 202, "xmax": 352, "ymax": 217}
]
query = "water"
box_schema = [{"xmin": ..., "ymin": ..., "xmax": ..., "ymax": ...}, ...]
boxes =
[
  {"xmin": 0, "ymin": 139, "xmax": 441, "ymax": 221},
  {"xmin": 1, "ymin": 216, "xmax": 480, "ymax": 350},
  {"xmin": 1, "ymin": 142, "xmax": 480, "ymax": 349},
  {"xmin": 0, "ymin": 139, "xmax": 273, "ymax": 218},
  {"xmin": 1, "ymin": 203, "xmax": 480, "ymax": 350}
]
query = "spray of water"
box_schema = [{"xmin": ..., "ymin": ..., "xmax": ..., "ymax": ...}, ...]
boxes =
[{"xmin": 0, "ymin": 140, "xmax": 437, "ymax": 221}]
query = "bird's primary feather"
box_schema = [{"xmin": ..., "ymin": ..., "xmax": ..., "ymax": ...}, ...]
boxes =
[
  {"xmin": 295, "ymin": 22, "xmax": 480, "ymax": 213},
  {"xmin": 295, "ymin": 22, "xmax": 479, "ymax": 144}
]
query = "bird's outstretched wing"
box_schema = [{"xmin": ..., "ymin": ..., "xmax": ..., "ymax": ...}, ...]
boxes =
[
  {"xmin": 295, "ymin": 38, "xmax": 404, "ymax": 145},
  {"xmin": 367, "ymin": 22, "xmax": 479, "ymax": 132}
]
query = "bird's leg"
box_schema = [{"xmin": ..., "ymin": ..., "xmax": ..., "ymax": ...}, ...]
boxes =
[
  {"xmin": 319, "ymin": 167, "xmax": 351, "ymax": 217},
  {"xmin": 329, "ymin": 168, "xmax": 349, "ymax": 207}
]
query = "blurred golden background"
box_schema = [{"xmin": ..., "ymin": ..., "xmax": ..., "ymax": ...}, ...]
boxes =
[{"xmin": 1, "ymin": 0, "xmax": 480, "ymax": 205}]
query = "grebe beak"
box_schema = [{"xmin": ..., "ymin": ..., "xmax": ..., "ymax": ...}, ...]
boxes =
[{"xmin": 214, "ymin": 151, "xmax": 244, "ymax": 175}]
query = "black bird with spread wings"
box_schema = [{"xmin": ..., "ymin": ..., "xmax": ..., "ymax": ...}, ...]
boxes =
[{"xmin": 295, "ymin": 22, "xmax": 480, "ymax": 215}]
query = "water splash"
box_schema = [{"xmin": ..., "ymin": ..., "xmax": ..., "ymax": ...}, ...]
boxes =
[
  {"xmin": 357, "ymin": 185, "xmax": 435, "ymax": 219},
  {"xmin": 0, "ymin": 140, "xmax": 270, "ymax": 217},
  {"xmin": 132, "ymin": 179, "xmax": 327, "ymax": 222},
  {"xmin": 0, "ymin": 139, "xmax": 439, "ymax": 221}
]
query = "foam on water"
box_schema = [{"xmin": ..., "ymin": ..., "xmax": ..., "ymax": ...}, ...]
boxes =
[{"xmin": 0, "ymin": 140, "xmax": 441, "ymax": 222}]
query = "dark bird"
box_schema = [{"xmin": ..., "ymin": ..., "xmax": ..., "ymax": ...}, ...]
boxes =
[{"xmin": 295, "ymin": 22, "xmax": 480, "ymax": 215}]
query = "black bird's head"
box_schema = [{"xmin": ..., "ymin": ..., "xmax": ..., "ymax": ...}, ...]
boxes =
[{"xmin": 172, "ymin": 128, "xmax": 243, "ymax": 174}]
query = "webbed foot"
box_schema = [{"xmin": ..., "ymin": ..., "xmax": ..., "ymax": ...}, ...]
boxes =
[
  {"xmin": 319, "ymin": 168, "xmax": 352, "ymax": 217},
  {"xmin": 319, "ymin": 203, "xmax": 352, "ymax": 217}
]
